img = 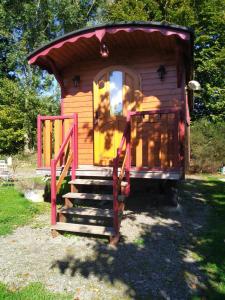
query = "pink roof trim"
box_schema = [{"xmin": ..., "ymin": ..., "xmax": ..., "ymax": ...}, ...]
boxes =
[{"xmin": 28, "ymin": 27, "xmax": 190, "ymax": 65}]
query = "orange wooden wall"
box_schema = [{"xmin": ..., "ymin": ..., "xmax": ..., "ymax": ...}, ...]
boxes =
[{"xmin": 61, "ymin": 49, "xmax": 183, "ymax": 166}]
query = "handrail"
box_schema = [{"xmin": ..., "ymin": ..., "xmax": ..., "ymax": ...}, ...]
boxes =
[
  {"xmin": 54, "ymin": 126, "xmax": 73, "ymax": 163},
  {"xmin": 113, "ymin": 112, "xmax": 131, "ymax": 234},
  {"xmin": 50, "ymin": 113, "xmax": 78, "ymax": 225},
  {"xmin": 38, "ymin": 115, "xmax": 74, "ymax": 121},
  {"xmin": 128, "ymin": 107, "xmax": 181, "ymax": 117},
  {"xmin": 112, "ymin": 107, "xmax": 182, "ymax": 234},
  {"xmin": 37, "ymin": 114, "xmax": 75, "ymax": 168}
]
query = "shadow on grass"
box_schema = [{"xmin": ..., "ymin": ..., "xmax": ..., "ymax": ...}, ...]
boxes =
[{"xmin": 50, "ymin": 177, "xmax": 225, "ymax": 299}]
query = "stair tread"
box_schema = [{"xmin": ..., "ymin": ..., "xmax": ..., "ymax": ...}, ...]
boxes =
[
  {"xmin": 51, "ymin": 222, "xmax": 115, "ymax": 236},
  {"xmin": 63, "ymin": 192, "xmax": 125, "ymax": 201},
  {"xmin": 59, "ymin": 207, "xmax": 113, "ymax": 218},
  {"xmin": 69, "ymin": 179, "xmax": 128, "ymax": 187}
]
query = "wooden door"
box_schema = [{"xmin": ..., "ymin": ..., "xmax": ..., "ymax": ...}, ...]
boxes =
[{"xmin": 93, "ymin": 67, "xmax": 140, "ymax": 166}]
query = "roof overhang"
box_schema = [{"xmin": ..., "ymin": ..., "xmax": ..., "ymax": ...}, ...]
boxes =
[{"xmin": 28, "ymin": 22, "xmax": 194, "ymax": 75}]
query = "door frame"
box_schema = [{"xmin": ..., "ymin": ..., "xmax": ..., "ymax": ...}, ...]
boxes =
[{"xmin": 93, "ymin": 65, "xmax": 141, "ymax": 166}]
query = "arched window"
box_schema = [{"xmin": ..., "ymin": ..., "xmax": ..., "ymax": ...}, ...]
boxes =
[
  {"xmin": 109, "ymin": 70, "xmax": 123, "ymax": 115},
  {"xmin": 94, "ymin": 65, "xmax": 140, "ymax": 118}
]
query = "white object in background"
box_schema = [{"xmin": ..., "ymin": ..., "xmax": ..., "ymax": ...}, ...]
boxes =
[
  {"xmin": 24, "ymin": 190, "xmax": 44, "ymax": 202},
  {"xmin": 7, "ymin": 157, "xmax": 12, "ymax": 166},
  {"xmin": 188, "ymin": 80, "xmax": 201, "ymax": 91},
  {"xmin": 222, "ymin": 166, "xmax": 225, "ymax": 175}
]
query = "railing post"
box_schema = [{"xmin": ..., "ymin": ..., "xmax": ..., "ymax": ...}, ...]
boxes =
[
  {"xmin": 174, "ymin": 111, "xmax": 179, "ymax": 169},
  {"xmin": 178, "ymin": 110, "xmax": 185, "ymax": 177},
  {"xmin": 62, "ymin": 118, "xmax": 65, "ymax": 165},
  {"xmin": 74, "ymin": 113, "xmax": 78, "ymax": 169},
  {"xmin": 71, "ymin": 113, "xmax": 78, "ymax": 181},
  {"xmin": 125, "ymin": 112, "xmax": 131, "ymax": 196},
  {"xmin": 51, "ymin": 159, "xmax": 57, "ymax": 225},
  {"xmin": 113, "ymin": 157, "xmax": 119, "ymax": 234},
  {"xmin": 37, "ymin": 115, "xmax": 42, "ymax": 168}
]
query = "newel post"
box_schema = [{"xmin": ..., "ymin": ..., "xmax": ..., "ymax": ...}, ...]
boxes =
[
  {"xmin": 71, "ymin": 113, "xmax": 78, "ymax": 181},
  {"xmin": 51, "ymin": 159, "xmax": 57, "ymax": 225},
  {"xmin": 74, "ymin": 113, "xmax": 78, "ymax": 169},
  {"xmin": 113, "ymin": 156, "xmax": 119, "ymax": 234},
  {"xmin": 37, "ymin": 115, "xmax": 42, "ymax": 168},
  {"xmin": 178, "ymin": 110, "xmax": 185, "ymax": 177},
  {"xmin": 125, "ymin": 112, "xmax": 131, "ymax": 196}
]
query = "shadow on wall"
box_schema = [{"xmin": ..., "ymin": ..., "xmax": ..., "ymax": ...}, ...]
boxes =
[
  {"xmin": 77, "ymin": 67, "xmax": 179, "ymax": 168},
  {"xmin": 50, "ymin": 178, "xmax": 225, "ymax": 299}
]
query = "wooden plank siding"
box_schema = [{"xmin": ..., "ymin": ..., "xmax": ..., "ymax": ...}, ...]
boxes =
[{"xmin": 61, "ymin": 51, "xmax": 181, "ymax": 167}]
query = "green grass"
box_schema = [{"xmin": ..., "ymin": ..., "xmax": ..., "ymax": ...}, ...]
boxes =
[
  {"xmin": 182, "ymin": 175, "xmax": 225, "ymax": 299},
  {"xmin": 0, "ymin": 186, "xmax": 72, "ymax": 299},
  {"xmin": 0, "ymin": 185, "xmax": 49, "ymax": 235},
  {"xmin": 0, "ymin": 282, "xmax": 71, "ymax": 300}
]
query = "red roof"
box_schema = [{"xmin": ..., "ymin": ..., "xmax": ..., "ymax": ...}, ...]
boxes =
[{"xmin": 28, "ymin": 22, "xmax": 193, "ymax": 74}]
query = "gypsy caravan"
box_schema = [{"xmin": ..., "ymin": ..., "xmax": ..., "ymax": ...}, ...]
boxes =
[{"xmin": 28, "ymin": 22, "xmax": 193, "ymax": 243}]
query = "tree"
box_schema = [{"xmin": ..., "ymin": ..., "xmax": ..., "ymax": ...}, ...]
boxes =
[
  {"xmin": 0, "ymin": 1, "xmax": 62, "ymax": 153},
  {"xmin": 0, "ymin": 78, "xmax": 25, "ymax": 154},
  {"xmin": 0, "ymin": 77, "xmax": 59, "ymax": 154},
  {"xmin": 193, "ymin": 0, "xmax": 225, "ymax": 122}
]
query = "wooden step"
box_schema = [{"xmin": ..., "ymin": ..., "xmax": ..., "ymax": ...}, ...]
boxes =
[
  {"xmin": 63, "ymin": 192, "xmax": 125, "ymax": 201},
  {"xmin": 59, "ymin": 207, "xmax": 113, "ymax": 218},
  {"xmin": 51, "ymin": 222, "xmax": 115, "ymax": 236},
  {"xmin": 69, "ymin": 179, "xmax": 128, "ymax": 187}
]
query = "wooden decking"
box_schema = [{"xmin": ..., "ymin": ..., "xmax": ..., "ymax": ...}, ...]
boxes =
[{"xmin": 37, "ymin": 165, "xmax": 181, "ymax": 180}]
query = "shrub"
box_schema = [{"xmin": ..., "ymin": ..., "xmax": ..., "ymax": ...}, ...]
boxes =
[{"xmin": 190, "ymin": 119, "xmax": 225, "ymax": 173}]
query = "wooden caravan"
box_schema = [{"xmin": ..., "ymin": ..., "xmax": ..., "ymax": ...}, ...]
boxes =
[{"xmin": 28, "ymin": 22, "xmax": 193, "ymax": 241}]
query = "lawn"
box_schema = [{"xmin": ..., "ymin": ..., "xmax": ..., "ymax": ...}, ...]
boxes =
[
  {"xmin": 0, "ymin": 282, "xmax": 71, "ymax": 300},
  {"xmin": 181, "ymin": 175, "xmax": 225, "ymax": 299},
  {"xmin": 0, "ymin": 185, "xmax": 48, "ymax": 236}
]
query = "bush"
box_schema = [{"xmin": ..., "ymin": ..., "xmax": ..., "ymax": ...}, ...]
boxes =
[{"xmin": 190, "ymin": 119, "xmax": 225, "ymax": 173}]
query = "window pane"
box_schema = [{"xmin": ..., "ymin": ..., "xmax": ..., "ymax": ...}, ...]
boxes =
[{"xmin": 109, "ymin": 71, "xmax": 123, "ymax": 116}]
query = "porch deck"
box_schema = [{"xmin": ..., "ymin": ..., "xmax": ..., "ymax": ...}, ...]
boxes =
[{"xmin": 37, "ymin": 165, "xmax": 181, "ymax": 180}]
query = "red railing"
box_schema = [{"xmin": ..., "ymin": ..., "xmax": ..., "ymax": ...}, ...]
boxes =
[
  {"xmin": 40, "ymin": 114, "xmax": 78, "ymax": 225},
  {"xmin": 113, "ymin": 112, "xmax": 131, "ymax": 234},
  {"xmin": 37, "ymin": 114, "xmax": 76, "ymax": 168},
  {"xmin": 112, "ymin": 107, "xmax": 182, "ymax": 234}
]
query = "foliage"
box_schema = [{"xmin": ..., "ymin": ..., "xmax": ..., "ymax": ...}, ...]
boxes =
[
  {"xmin": 0, "ymin": 282, "xmax": 71, "ymax": 300},
  {"xmin": 190, "ymin": 119, "xmax": 225, "ymax": 173},
  {"xmin": 0, "ymin": 1, "xmax": 61, "ymax": 154},
  {"xmin": 0, "ymin": 185, "xmax": 48, "ymax": 235},
  {"xmin": 193, "ymin": 0, "xmax": 225, "ymax": 122},
  {"xmin": 15, "ymin": 177, "xmax": 46, "ymax": 195},
  {"xmin": 0, "ymin": 77, "xmax": 59, "ymax": 154}
]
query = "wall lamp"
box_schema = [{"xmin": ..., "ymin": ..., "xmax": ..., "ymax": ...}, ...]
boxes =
[
  {"xmin": 72, "ymin": 75, "xmax": 80, "ymax": 87},
  {"xmin": 157, "ymin": 65, "xmax": 167, "ymax": 81},
  {"xmin": 100, "ymin": 43, "xmax": 109, "ymax": 58}
]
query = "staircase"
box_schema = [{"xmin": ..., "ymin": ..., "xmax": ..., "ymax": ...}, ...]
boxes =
[
  {"xmin": 38, "ymin": 113, "xmax": 131, "ymax": 244},
  {"xmin": 38, "ymin": 109, "xmax": 182, "ymax": 243},
  {"xmin": 51, "ymin": 178, "xmax": 127, "ymax": 240}
]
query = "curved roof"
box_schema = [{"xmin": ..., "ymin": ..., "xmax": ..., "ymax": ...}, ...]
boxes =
[{"xmin": 28, "ymin": 21, "xmax": 194, "ymax": 73}]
